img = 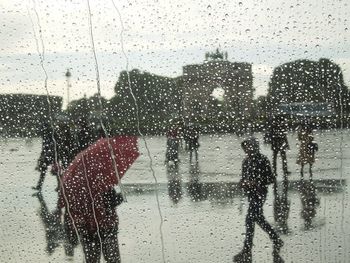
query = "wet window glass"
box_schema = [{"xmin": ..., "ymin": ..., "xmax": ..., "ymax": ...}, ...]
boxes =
[{"xmin": 1, "ymin": 0, "xmax": 349, "ymax": 262}]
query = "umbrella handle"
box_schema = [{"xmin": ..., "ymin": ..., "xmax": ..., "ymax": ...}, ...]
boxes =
[{"xmin": 116, "ymin": 186, "xmax": 127, "ymax": 203}]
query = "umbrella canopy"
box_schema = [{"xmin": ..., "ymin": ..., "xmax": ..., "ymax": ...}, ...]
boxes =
[{"xmin": 59, "ymin": 135, "xmax": 139, "ymax": 231}]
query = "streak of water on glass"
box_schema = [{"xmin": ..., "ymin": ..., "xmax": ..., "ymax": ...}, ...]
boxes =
[
  {"xmin": 110, "ymin": 1, "xmax": 166, "ymax": 261},
  {"xmin": 81, "ymin": 151, "xmax": 103, "ymax": 260},
  {"xmin": 26, "ymin": 0, "xmax": 84, "ymax": 260},
  {"xmin": 339, "ymin": 68, "xmax": 346, "ymax": 263},
  {"xmin": 85, "ymin": 0, "xmax": 123, "ymax": 259}
]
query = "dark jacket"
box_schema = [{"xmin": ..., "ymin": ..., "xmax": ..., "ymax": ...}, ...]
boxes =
[{"xmin": 240, "ymin": 153, "xmax": 274, "ymax": 199}]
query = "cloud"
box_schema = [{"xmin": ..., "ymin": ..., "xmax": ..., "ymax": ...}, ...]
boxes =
[{"xmin": 0, "ymin": 0, "xmax": 349, "ymax": 101}]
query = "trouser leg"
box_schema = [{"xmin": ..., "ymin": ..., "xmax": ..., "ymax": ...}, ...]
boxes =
[
  {"xmin": 81, "ymin": 231, "xmax": 102, "ymax": 263},
  {"xmin": 300, "ymin": 164, "xmax": 304, "ymax": 179},
  {"xmin": 243, "ymin": 201, "xmax": 257, "ymax": 251},
  {"xmin": 244, "ymin": 197, "xmax": 280, "ymax": 249},
  {"xmin": 272, "ymin": 151, "xmax": 278, "ymax": 174},
  {"xmin": 309, "ymin": 164, "xmax": 313, "ymax": 180},
  {"xmin": 256, "ymin": 213, "xmax": 280, "ymax": 244},
  {"xmin": 36, "ymin": 165, "xmax": 48, "ymax": 190},
  {"xmin": 281, "ymin": 150, "xmax": 288, "ymax": 175},
  {"xmin": 101, "ymin": 227, "xmax": 121, "ymax": 263},
  {"xmin": 64, "ymin": 218, "xmax": 78, "ymax": 256}
]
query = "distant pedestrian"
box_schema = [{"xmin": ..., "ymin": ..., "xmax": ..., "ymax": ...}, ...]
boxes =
[
  {"xmin": 165, "ymin": 123, "xmax": 180, "ymax": 164},
  {"xmin": 56, "ymin": 123, "xmax": 76, "ymax": 169},
  {"xmin": 297, "ymin": 121, "xmax": 318, "ymax": 179},
  {"xmin": 187, "ymin": 123, "xmax": 200, "ymax": 163},
  {"xmin": 183, "ymin": 123, "xmax": 190, "ymax": 150},
  {"xmin": 233, "ymin": 138, "xmax": 284, "ymax": 263},
  {"xmin": 264, "ymin": 115, "xmax": 290, "ymax": 176}
]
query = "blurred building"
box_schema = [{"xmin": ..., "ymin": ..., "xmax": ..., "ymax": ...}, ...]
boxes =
[{"xmin": 181, "ymin": 49, "xmax": 253, "ymax": 121}]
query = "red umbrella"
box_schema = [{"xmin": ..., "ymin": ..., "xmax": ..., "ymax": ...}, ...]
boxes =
[{"xmin": 58, "ymin": 135, "xmax": 139, "ymax": 231}]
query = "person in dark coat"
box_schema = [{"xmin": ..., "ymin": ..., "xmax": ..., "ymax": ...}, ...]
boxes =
[
  {"xmin": 187, "ymin": 123, "xmax": 200, "ymax": 163},
  {"xmin": 33, "ymin": 123, "xmax": 56, "ymax": 191},
  {"xmin": 233, "ymin": 138, "xmax": 284, "ymax": 263},
  {"xmin": 265, "ymin": 115, "xmax": 290, "ymax": 176},
  {"xmin": 297, "ymin": 121, "xmax": 317, "ymax": 180},
  {"xmin": 57, "ymin": 123, "xmax": 76, "ymax": 169},
  {"xmin": 165, "ymin": 124, "xmax": 180, "ymax": 164},
  {"xmin": 49, "ymin": 122, "xmax": 77, "ymax": 191}
]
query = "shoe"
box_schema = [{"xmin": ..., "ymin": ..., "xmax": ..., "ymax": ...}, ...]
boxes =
[
  {"xmin": 273, "ymin": 239, "xmax": 284, "ymax": 252},
  {"xmin": 32, "ymin": 186, "xmax": 42, "ymax": 191},
  {"xmin": 64, "ymin": 245, "xmax": 74, "ymax": 257},
  {"xmin": 233, "ymin": 250, "xmax": 252, "ymax": 263},
  {"xmin": 273, "ymin": 251, "xmax": 284, "ymax": 263}
]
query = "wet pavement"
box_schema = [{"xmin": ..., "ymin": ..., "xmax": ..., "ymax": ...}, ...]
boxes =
[{"xmin": 0, "ymin": 130, "xmax": 349, "ymax": 262}]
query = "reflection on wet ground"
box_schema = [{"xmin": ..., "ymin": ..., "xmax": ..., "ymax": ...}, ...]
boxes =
[{"xmin": 0, "ymin": 132, "xmax": 349, "ymax": 262}]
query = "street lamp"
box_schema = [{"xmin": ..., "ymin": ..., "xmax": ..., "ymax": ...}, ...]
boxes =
[{"xmin": 65, "ymin": 68, "xmax": 72, "ymax": 108}]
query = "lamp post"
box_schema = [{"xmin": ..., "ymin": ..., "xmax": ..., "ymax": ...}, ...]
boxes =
[{"xmin": 65, "ymin": 69, "xmax": 72, "ymax": 108}]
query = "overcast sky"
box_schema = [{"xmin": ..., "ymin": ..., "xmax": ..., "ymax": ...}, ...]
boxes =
[{"xmin": 1, "ymin": 0, "xmax": 349, "ymax": 108}]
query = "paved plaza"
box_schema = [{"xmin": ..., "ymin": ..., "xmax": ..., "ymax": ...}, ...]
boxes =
[{"xmin": 0, "ymin": 130, "xmax": 349, "ymax": 262}]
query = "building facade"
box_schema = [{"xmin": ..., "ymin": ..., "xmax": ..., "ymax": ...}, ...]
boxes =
[{"xmin": 181, "ymin": 50, "xmax": 253, "ymax": 122}]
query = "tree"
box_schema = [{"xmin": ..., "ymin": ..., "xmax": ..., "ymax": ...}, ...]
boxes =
[
  {"xmin": 268, "ymin": 58, "xmax": 349, "ymax": 116},
  {"xmin": 66, "ymin": 94, "xmax": 108, "ymax": 123},
  {"xmin": 113, "ymin": 69, "xmax": 183, "ymax": 132}
]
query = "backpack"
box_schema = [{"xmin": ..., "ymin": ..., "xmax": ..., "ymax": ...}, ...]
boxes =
[{"xmin": 308, "ymin": 142, "xmax": 319, "ymax": 153}]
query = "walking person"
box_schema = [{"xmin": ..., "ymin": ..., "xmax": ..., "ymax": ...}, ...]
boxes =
[
  {"xmin": 297, "ymin": 121, "xmax": 317, "ymax": 180},
  {"xmin": 57, "ymin": 122, "xmax": 76, "ymax": 169},
  {"xmin": 264, "ymin": 115, "xmax": 290, "ymax": 176},
  {"xmin": 57, "ymin": 135, "xmax": 139, "ymax": 263},
  {"xmin": 165, "ymin": 123, "xmax": 180, "ymax": 164},
  {"xmin": 33, "ymin": 123, "xmax": 56, "ymax": 191},
  {"xmin": 187, "ymin": 123, "xmax": 200, "ymax": 163},
  {"xmin": 233, "ymin": 138, "xmax": 284, "ymax": 263}
]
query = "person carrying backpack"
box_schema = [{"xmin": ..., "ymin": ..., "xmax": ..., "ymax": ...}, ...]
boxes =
[{"xmin": 233, "ymin": 138, "xmax": 284, "ymax": 263}]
